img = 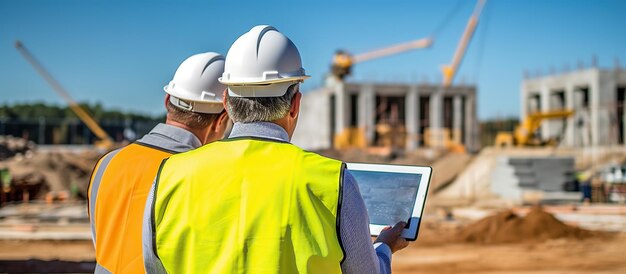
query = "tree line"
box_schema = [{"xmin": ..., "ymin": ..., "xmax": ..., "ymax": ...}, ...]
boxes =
[{"xmin": 0, "ymin": 102, "xmax": 164, "ymax": 122}]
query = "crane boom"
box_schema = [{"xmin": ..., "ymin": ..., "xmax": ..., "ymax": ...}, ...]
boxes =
[
  {"xmin": 441, "ymin": 0, "xmax": 486, "ymax": 87},
  {"xmin": 332, "ymin": 36, "xmax": 433, "ymax": 80},
  {"xmin": 352, "ymin": 37, "xmax": 433, "ymax": 64},
  {"xmin": 15, "ymin": 40, "xmax": 114, "ymax": 148}
]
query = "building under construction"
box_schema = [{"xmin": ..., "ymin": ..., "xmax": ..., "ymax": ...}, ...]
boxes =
[
  {"xmin": 522, "ymin": 66, "xmax": 626, "ymax": 147},
  {"xmin": 293, "ymin": 0, "xmax": 485, "ymax": 153},
  {"xmin": 293, "ymin": 79, "xmax": 479, "ymax": 152}
]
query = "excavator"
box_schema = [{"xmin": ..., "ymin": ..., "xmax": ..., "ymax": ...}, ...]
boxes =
[
  {"xmin": 494, "ymin": 109, "xmax": 575, "ymax": 147},
  {"xmin": 15, "ymin": 41, "xmax": 115, "ymax": 150}
]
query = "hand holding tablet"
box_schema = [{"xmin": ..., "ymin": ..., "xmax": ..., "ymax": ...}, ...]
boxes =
[
  {"xmin": 346, "ymin": 163, "xmax": 432, "ymax": 241},
  {"xmin": 374, "ymin": 221, "xmax": 410, "ymax": 253}
]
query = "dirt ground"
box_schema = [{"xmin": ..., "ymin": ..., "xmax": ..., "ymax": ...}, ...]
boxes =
[
  {"xmin": 0, "ymin": 240, "xmax": 94, "ymax": 261},
  {"xmin": 1, "ymin": 227, "xmax": 625, "ymax": 273},
  {"xmin": 393, "ymin": 223, "xmax": 626, "ymax": 274}
]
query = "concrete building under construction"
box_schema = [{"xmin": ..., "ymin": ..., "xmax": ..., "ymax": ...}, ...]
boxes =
[
  {"xmin": 521, "ymin": 67, "xmax": 626, "ymax": 147},
  {"xmin": 293, "ymin": 79, "xmax": 479, "ymax": 152}
]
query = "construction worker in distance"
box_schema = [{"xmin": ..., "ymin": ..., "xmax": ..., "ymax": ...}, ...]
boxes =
[
  {"xmin": 142, "ymin": 25, "xmax": 408, "ymax": 274},
  {"xmin": 87, "ymin": 52, "xmax": 230, "ymax": 274}
]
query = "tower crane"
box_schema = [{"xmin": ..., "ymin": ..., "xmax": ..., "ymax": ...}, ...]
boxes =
[{"xmin": 15, "ymin": 40, "xmax": 114, "ymax": 149}]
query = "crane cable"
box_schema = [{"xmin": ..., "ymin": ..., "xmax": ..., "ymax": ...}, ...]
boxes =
[
  {"xmin": 430, "ymin": 0, "xmax": 469, "ymax": 39},
  {"xmin": 472, "ymin": 0, "xmax": 491, "ymax": 83}
]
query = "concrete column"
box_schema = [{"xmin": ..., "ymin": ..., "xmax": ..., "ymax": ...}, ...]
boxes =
[
  {"xmin": 405, "ymin": 86, "xmax": 419, "ymax": 150},
  {"xmin": 429, "ymin": 88, "xmax": 443, "ymax": 147},
  {"xmin": 564, "ymin": 84, "xmax": 575, "ymax": 147},
  {"xmin": 618, "ymin": 90, "xmax": 626, "ymax": 146},
  {"xmin": 453, "ymin": 95, "xmax": 463, "ymax": 144},
  {"xmin": 333, "ymin": 82, "xmax": 347, "ymax": 137},
  {"xmin": 540, "ymin": 84, "xmax": 551, "ymax": 140},
  {"xmin": 520, "ymin": 82, "xmax": 528, "ymax": 123},
  {"xmin": 590, "ymin": 74, "xmax": 600, "ymax": 147},
  {"xmin": 597, "ymin": 72, "xmax": 617, "ymax": 145},
  {"xmin": 465, "ymin": 94, "xmax": 476, "ymax": 151},
  {"xmin": 359, "ymin": 84, "xmax": 375, "ymax": 146}
]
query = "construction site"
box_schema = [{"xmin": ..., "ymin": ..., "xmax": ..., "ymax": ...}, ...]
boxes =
[{"xmin": 2, "ymin": 0, "xmax": 626, "ymax": 273}]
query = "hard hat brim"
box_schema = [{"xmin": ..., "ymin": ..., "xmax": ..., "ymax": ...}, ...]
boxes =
[
  {"xmin": 168, "ymin": 95, "xmax": 225, "ymax": 114},
  {"xmin": 227, "ymin": 81, "xmax": 300, "ymax": 98},
  {"xmin": 218, "ymin": 75, "xmax": 310, "ymax": 86}
]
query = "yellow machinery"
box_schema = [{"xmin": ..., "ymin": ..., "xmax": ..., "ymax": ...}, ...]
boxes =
[
  {"xmin": 331, "ymin": 38, "xmax": 433, "ymax": 80},
  {"xmin": 495, "ymin": 109, "xmax": 575, "ymax": 147},
  {"xmin": 333, "ymin": 127, "xmax": 367, "ymax": 150},
  {"xmin": 15, "ymin": 41, "xmax": 114, "ymax": 150}
]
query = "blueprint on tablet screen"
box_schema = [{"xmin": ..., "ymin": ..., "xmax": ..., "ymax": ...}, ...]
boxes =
[{"xmin": 349, "ymin": 170, "xmax": 422, "ymax": 226}]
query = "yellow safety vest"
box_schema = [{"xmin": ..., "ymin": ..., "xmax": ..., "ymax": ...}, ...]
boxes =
[
  {"xmin": 153, "ymin": 138, "xmax": 345, "ymax": 273},
  {"xmin": 88, "ymin": 143, "xmax": 174, "ymax": 274}
]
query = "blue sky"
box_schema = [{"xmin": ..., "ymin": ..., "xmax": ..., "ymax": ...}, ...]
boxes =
[{"xmin": 1, "ymin": 0, "xmax": 625, "ymax": 119}]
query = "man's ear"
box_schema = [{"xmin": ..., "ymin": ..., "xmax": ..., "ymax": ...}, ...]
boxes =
[
  {"xmin": 218, "ymin": 110, "xmax": 229, "ymax": 128},
  {"xmin": 209, "ymin": 110, "xmax": 229, "ymax": 132},
  {"xmin": 222, "ymin": 89, "xmax": 228, "ymax": 111},
  {"xmin": 164, "ymin": 94, "xmax": 170, "ymax": 108},
  {"xmin": 290, "ymin": 92, "xmax": 301, "ymax": 120}
]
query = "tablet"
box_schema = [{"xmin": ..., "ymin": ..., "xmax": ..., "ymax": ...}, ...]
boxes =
[{"xmin": 346, "ymin": 163, "xmax": 432, "ymax": 241}]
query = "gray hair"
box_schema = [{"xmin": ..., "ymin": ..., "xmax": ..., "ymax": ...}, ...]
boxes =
[{"xmin": 226, "ymin": 84, "xmax": 299, "ymax": 123}]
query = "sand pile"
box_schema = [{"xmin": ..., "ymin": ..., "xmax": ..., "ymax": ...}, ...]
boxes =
[{"xmin": 459, "ymin": 206, "xmax": 591, "ymax": 244}]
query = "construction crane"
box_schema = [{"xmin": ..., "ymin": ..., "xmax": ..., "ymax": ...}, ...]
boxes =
[
  {"xmin": 441, "ymin": 0, "xmax": 486, "ymax": 87},
  {"xmin": 331, "ymin": 37, "xmax": 433, "ymax": 80},
  {"xmin": 15, "ymin": 40, "xmax": 115, "ymax": 149},
  {"xmin": 494, "ymin": 109, "xmax": 575, "ymax": 147}
]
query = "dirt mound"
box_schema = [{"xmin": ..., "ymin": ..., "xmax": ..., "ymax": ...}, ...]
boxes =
[
  {"xmin": 1, "ymin": 151, "xmax": 101, "ymax": 200},
  {"xmin": 0, "ymin": 136, "xmax": 35, "ymax": 161},
  {"xmin": 459, "ymin": 206, "xmax": 591, "ymax": 244}
]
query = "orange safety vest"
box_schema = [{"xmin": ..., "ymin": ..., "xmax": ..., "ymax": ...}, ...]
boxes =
[{"xmin": 88, "ymin": 142, "xmax": 174, "ymax": 274}]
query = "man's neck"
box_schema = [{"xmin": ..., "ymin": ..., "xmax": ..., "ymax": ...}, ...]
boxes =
[
  {"xmin": 271, "ymin": 117, "xmax": 292, "ymax": 139},
  {"xmin": 165, "ymin": 119, "xmax": 206, "ymax": 144}
]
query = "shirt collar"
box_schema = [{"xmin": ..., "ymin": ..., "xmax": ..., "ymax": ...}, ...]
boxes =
[
  {"xmin": 137, "ymin": 123, "xmax": 202, "ymax": 153},
  {"xmin": 228, "ymin": 122, "xmax": 290, "ymax": 142}
]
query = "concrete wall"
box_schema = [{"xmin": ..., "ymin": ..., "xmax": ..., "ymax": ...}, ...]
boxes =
[{"xmin": 291, "ymin": 87, "xmax": 332, "ymax": 150}]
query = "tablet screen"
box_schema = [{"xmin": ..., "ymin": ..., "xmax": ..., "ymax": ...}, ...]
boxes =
[{"xmin": 349, "ymin": 170, "xmax": 422, "ymax": 226}]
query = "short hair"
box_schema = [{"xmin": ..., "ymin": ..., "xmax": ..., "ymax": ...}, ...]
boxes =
[
  {"xmin": 165, "ymin": 100, "xmax": 222, "ymax": 129},
  {"xmin": 225, "ymin": 84, "xmax": 298, "ymax": 123}
]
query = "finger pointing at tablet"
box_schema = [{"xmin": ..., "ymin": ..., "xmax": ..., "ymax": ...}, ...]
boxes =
[{"xmin": 375, "ymin": 221, "xmax": 410, "ymax": 253}]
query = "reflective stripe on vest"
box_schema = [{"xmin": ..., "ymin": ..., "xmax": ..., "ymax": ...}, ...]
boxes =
[
  {"xmin": 153, "ymin": 138, "xmax": 345, "ymax": 274},
  {"xmin": 88, "ymin": 143, "xmax": 174, "ymax": 274}
]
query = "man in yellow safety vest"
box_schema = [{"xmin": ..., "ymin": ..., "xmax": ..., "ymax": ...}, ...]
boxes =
[{"xmin": 143, "ymin": 25, "xmax": 408, "ymax": 274}]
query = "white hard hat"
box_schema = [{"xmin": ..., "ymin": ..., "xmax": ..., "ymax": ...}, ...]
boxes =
[
  {"xmin": 219, "ymin": 25, "xmax": 310, "ymax": 97},
  {"xmin": 164, "ymin": 52, "xmax": 226, "ymax": 114}
]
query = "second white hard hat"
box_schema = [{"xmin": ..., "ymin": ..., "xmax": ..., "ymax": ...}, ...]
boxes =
[
  {"xmin": 219, "ymin": 25, "xmax": 310, "ymax": 97},
  {"xmin": 164, "ymin": 52, "xmax": 227, "ymax": 114}
]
